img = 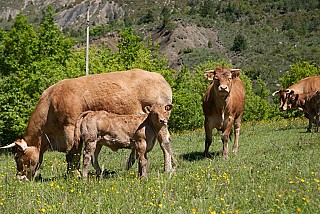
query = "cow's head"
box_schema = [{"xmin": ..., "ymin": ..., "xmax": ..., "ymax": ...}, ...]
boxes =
[
  {"xmin": 144, "ymin": 104, "xmax": 173, "ymax": 128},
  {"xmin": 0, "ymin": 139, "xmax": 39, "ymax": 181},
  {"xmin": 272, "ymin": 89, "xmax": 293, "ymax": 111},
  {"xmin": 204, "ymin": 67, "xmax": 240, "ymax": 99}
]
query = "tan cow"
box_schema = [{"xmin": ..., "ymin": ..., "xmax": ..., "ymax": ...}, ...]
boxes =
[
  {"xmin": 272, "ymin": 76, "xmax": 320, "ymax": 111},
  {"xmin": 287, "ymin": 91, "xmax": 320, "ymax": 132},
  {"xmin": 75, "ymin": 104, "xmax": 173, "ymax": 179},
  {"xmin": 0, "ymin": 69, "xmax": 176, "ymax": 181},
  {"xmin": 203, "ymin": 66, "xmax": 246, "ymax": 159}
]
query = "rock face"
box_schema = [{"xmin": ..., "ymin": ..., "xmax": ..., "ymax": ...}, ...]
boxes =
[
  {"xmin": 151, "ymin": 20, "xmax": 225, "ymax": 70},
  {"xmin": 0, "ymin": 0, "xmax": 124, "ymax": 29}
]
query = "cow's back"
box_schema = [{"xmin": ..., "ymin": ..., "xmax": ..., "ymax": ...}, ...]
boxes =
[
  {"xmin": 24, "ymin": 69, "xmax": 172, "ymax": 152},
  {"xmin": 289, "ymin": 76, "xmax": 320, "ymax": 94}
]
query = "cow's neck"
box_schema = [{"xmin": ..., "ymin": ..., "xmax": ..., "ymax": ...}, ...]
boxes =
[{"xmin": 211, "ymin": 92, "xmax": 229, "ymax": 112}]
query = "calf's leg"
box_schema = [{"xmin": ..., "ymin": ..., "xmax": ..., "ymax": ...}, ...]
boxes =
[
  {"xmin": 82, "ymin": 141, "xmax": 97, "ymax": 179},
  {"xmin": 135, "ymin": 140, "xmax": 148, "ymax": 179},
  {"xmin": 92, "ymin": 143, "xmax": 103, "ymax": 177},
  {"xmin": 157, "ymin": 126, "xmax": 177, "ymax": 172}
]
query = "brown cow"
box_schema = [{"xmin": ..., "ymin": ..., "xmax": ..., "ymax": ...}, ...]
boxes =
[
  {"xmin": 75, "ymin": 104, "xmax": 173, "ymax": 179},
  {"xmin": 272, "ymin": 76, "xmax": 320, "ymax": 111},
  {"xmin": 203, "ymin": 66, "xmax": 246, "ymax": 159},
  {"xmin": 287, "ymin": 91, "xmax": 320, "ymax": 132},
  {"xmin": 0, "ymin": 69, "xmax": 176, "ymax": 181}
]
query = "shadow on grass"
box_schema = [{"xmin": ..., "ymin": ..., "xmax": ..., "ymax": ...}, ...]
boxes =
[{"xmin": 181, "ymin": 151, "xmax": 220, "ymax": 162}]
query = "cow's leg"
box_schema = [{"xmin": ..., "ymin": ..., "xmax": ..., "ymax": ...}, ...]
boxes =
[
  {"xmin": 65, "ymin": 125, "xmax": 82, "ymax": 175},
  {"xmin": 82, "ymin": 141, "xmax": 96, "ymax": 179},
  {"xmin": 204, "ymin": 118, "xmax": 213, "ymax": 158},
  {"xmin": 92, "ymin": 143, "xmax": 103, "ymax": 177},
  {"xmin": 232, "ymin": 116, "xmax": 242, "ymax": 154},
  {"xmin": 157, "ymin": 126, "xmax": 177, "ymax": 172},
  {"xmin": 307, "ymin": 113, "xmax": 314, "ymax": 132},
  {"xmin": 126, "ymin": 148, "xmax": 136, "ymax": 170},
  {"xmin": 315, "ymin": 114, "xmax": 320, "ymax": 132},
  {"xmin": 222, "ymin": 117, "xmax": 234, "ymax": 160},
  {"xmin": 135, "ymin": 140, "xmax": 148, "ymax": 179}
]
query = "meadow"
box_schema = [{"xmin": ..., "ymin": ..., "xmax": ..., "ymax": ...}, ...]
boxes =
[{"xmin": 0, "ymin": 118, "xmax": 319, "ymax": 213}]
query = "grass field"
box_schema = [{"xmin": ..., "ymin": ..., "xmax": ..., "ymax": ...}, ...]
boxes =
[{"xmin": 0, "ymin": 118, "xmax": 319, "ymax": 213}]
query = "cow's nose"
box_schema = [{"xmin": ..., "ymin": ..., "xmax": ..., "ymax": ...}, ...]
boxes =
[
  {"xmin": 218, "ymin": 85, "xmax": 229, "ymax": 92},
  {"xmin": 160, "ymin": 119, "xmax": 167, "ymax": 125}
]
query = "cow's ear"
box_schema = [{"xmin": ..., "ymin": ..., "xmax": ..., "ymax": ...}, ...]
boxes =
[
  {"xmin": 165, "ymin": 104, "xmax": 173, "ymax": 111},
  {"xmin": 204, "ymin": 70, "xmax": 215, "ymax": 80},
  {"xmin": 230, "ymin": 69, "xmax": 240, "ymax": 78},
  {"xmin": 285, "ymin": 89, "xmax": 294, "ymax": 94},
  {"xmin": 15, "ymin": 139, "xmax": 28, "ymax": 152},
  {"xmin": 143, "ymin": 106, "xmax": 152, "ymax": 114}
]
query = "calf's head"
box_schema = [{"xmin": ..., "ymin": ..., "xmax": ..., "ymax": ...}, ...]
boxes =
[
  {"xmin": 144, "ymin": 104, "xmax": 173, "ymax": 129},
  {"xmin": 0, "ymin": 139, "xmax": 39, "ymax": 181},
  {"xmin": 204, "ymin": 66, "xmax": 241, "ymax": 99}
]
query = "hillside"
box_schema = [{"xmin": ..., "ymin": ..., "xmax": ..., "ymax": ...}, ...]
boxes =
[{"xmin": 0, "ymin": 0, "xmax": 319, "ymax": 92}]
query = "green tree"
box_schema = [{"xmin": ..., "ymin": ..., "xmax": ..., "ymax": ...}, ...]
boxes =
[
  {"xmin": 0, "ymin": 13, "xmax": 39, "ymax": 75},
  {"xmin": 231, "ymin": 34, "xmax": 247, "ymax": 52},
  {"xmin": 280, "ymin": 61, "xmax": 320, "ymax": 88},
  {"xmin": 38, "ymin": 6, "xmax": 74, "ymax": 65}
]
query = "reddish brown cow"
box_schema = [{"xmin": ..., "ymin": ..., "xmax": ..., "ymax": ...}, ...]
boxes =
[
  {"xmin": 287, "ymin": 91, "xmax": 320, "ymax": 132},
  {"xmin": 272, "ymin": 76, "xmax": 320, "ymax": 111},
  {"xmin": 0, "ymin": 69, "xmax": 176, "ymax": 181},
  {"xmin": 203, "ymin": 66, "xmax": 246, "ymax": 159},
  {"xmin": 75, "ymin": 104, "xmax": 173, "ymax": 179}
]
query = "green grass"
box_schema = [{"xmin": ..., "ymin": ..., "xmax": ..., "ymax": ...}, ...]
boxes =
[{"xmin": 0, "ymin": 118, "xmax": 319, "ymax": 213}]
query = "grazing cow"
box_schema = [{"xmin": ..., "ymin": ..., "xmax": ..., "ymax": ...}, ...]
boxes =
[
  {"xmin": 287, "ymin": 91, "xmax": 320, "ymax": 132},
  {"xmin": 0, "ymin": 69, "xmax": 176, "ymax": 181},
  {"xmin": 272, "ymin": 76, "xmax": 320, "ymax": 111},
  {"xmin": 75, "ymin": 104, "xmax": 173, "ymax": 179},
  {"xmin": 202, "ymin": 66, "xmax": 246, "ymax": 159}
]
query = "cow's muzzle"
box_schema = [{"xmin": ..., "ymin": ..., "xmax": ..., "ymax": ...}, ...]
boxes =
[
  {"xmin": 160, "ymin": 119, "xmax": 168, "ymax": 126},
  {"xmin": 218, "ymin": 85, "xmax": 230, "ymax": 93}
]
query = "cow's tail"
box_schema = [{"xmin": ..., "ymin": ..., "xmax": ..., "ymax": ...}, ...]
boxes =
[{"xmin": 74, "ymin": 111, "xmax": 91, "ymax": 146}]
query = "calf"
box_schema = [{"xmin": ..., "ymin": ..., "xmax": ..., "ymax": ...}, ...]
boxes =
[
  {"xmin": 74, "ymin": 104, "xmax": 173, "ymax": 179},
  {"xmin": 287, "ymin": 91, "xmax": 320, "ymax": 132},
  {"xmin": 202, "ymin": 66, "xmax": 246, "ymax": 159}
]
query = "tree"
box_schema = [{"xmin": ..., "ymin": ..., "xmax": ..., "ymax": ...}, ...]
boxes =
[
  {"xmin": 0, "ymin": 13, "xmax": 39, "ymax": 75},
  {"xmin": 38, "ymin": 6, "xmax": 74, "ymax": 65},
  {"xmin": 280, "ymin": 62, "xmax": 320, "ymax": 88},
  {"xmin": 231, "ymin": 34, "xmax": 247, "ymax": 52}
]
